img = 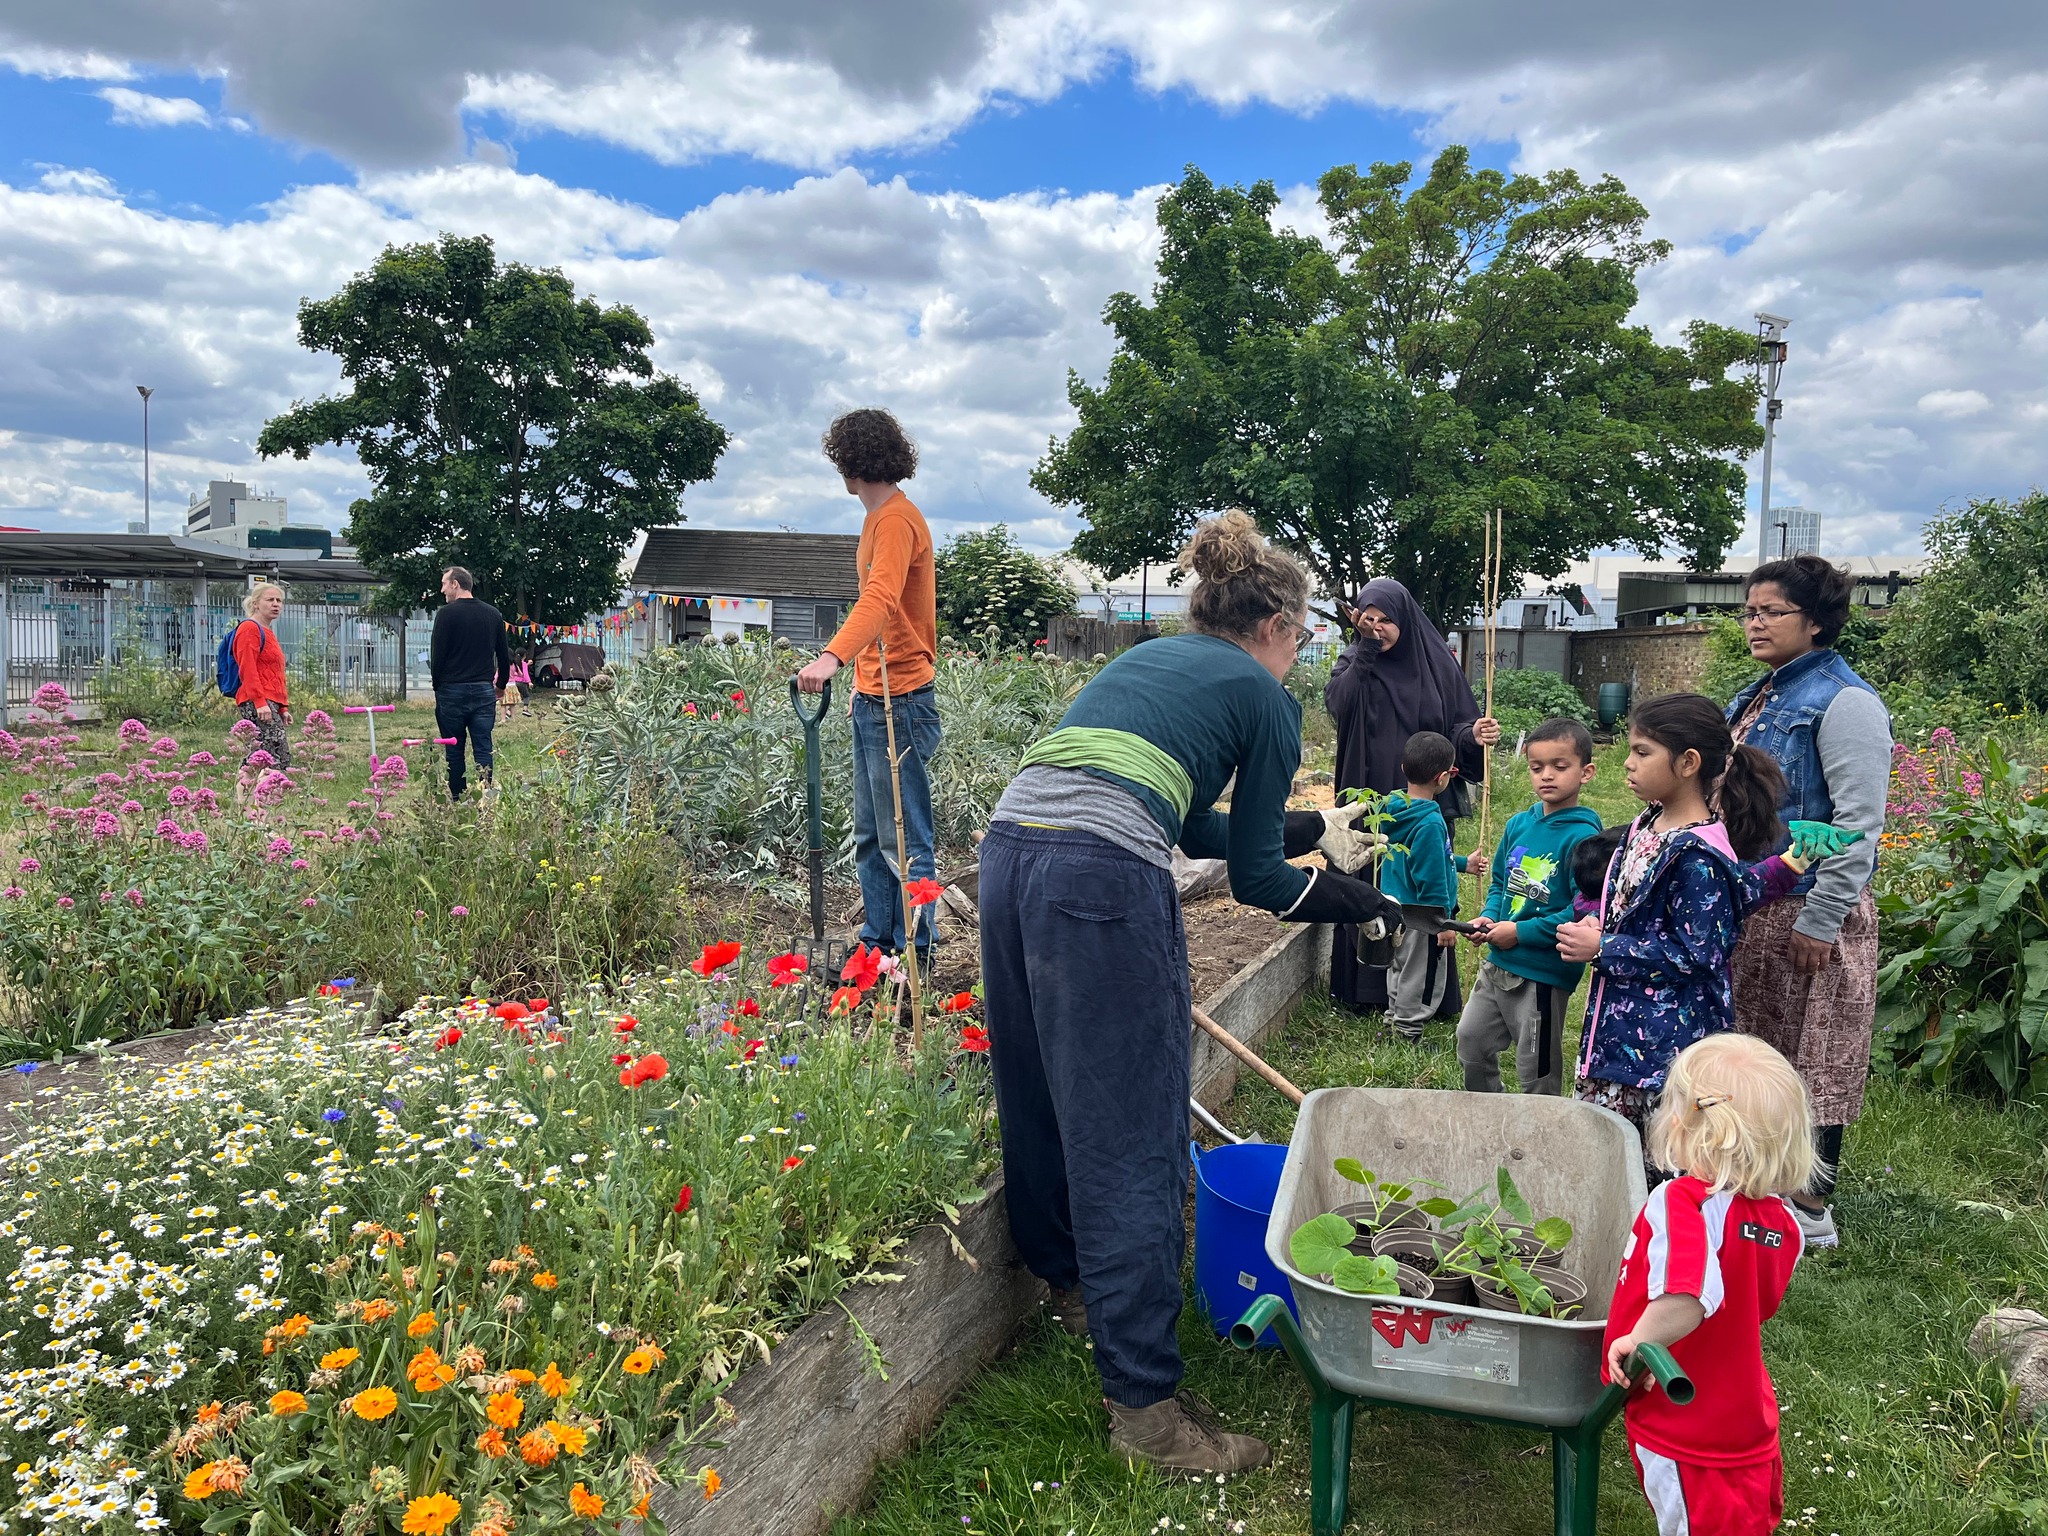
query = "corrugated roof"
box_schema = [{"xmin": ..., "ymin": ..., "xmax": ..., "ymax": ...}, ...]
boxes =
[{"xmin": 632, "ymin": 528, "xmax": 861, "ymax": 599}]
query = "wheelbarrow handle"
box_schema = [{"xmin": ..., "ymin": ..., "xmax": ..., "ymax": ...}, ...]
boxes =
[
  {"xmin": 1621, "ymin": 1342, "xmax": 1694, "ymax": 1405},
  {"xmin": 788, "ymin": 675, "xmax": 833, "ymax": 727}
]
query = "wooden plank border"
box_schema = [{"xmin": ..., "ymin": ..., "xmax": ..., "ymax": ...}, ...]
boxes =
[{"xmin": 654, "ymin": 921, "xmax": 1332, "ymax": 1533}]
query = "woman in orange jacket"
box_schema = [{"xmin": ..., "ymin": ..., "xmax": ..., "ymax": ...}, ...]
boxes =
[{"xmin": 232, "ymin": 583, "xmax": 291, "ymax": 770}]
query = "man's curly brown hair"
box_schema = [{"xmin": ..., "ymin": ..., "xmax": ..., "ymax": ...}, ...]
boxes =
[{"xmin": 822, "ymin": 408, "xmax": 918, "ymax": 484}]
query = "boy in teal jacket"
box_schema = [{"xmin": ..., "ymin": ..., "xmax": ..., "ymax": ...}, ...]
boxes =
[
  {"xmin": 1379, "ymin": 733, "xmax": 1487, "ymax": 1042},
  {"xmin": 1458, "ymin": 717, "xmax": 1603, "ymax": 1094}
]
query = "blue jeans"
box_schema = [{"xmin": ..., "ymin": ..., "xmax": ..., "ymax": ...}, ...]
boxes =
[
  {"xmin": 849, "ymin": 686, "xmax": 940, "ymax": 954},
  {"xmin": 435, "ymin": 682, "xmax": 498, "ymax": 798},
  {"xmin": 980, "ymin": 822, "xmax": 1192, "ymax": 1406}
]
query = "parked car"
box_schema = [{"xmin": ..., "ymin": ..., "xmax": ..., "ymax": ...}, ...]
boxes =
[{"xmin": 532, "ymin": 642, "xmax": 606, "ymax": 690}]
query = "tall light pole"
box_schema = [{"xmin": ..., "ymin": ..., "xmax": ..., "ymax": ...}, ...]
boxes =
[
  {"xmin": 136, "ymin": 385, "xmax": 155, "ymax": 534},
  {"xmin": 1753, "ymin": 313, "xmax": 1789, "ymax": 562}
]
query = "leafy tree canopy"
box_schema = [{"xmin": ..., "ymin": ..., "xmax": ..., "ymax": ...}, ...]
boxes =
[
  {"xmin": 1884, "ymin": 492, "xmax": 2048, "ymax": 713},
  {"xmin": 933, "ymin": 525, "xmax": 1076, "ymax": 649},
  {"xmin": 258, "ymin": 233, "xmax": 728, "ymax": 622},
  {"xmin": 1033, "ymin": 149, "xmax": 1764, "ymax": 629}
]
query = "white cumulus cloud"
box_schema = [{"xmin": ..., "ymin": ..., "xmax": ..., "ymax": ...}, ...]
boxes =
[{"xmin": 98, "ymin": 87, "xmax": 212, "ymax": 129}]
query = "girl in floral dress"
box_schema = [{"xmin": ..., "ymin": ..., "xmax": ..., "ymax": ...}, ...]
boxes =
[{"xmin": 1557, "ymin": 694, "xmax": 1787, "ymax": 1176}]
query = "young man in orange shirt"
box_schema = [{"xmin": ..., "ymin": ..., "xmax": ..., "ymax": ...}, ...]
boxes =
[{"xmin": 795, "ymin": 409, "xmax": 941, "ymax": 962}]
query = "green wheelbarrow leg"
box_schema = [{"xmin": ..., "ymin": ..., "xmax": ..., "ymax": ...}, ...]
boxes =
[
  {"xmin": 1233, "ymin": 1296, "xmax": 1354, "ymax": 1536},
  {"xmin": 1557, "ymin": 1341, "xmax": 1694, "ymax": 1536}
]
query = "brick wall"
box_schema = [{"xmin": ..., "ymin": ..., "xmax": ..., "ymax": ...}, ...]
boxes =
[{"xmin": 1567, "ymin": 624, "xmax": 1715, "ymax": 712}]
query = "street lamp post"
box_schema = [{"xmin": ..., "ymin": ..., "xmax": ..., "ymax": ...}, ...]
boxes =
[
  {"xmin": 136, "ymin": 385, "xmax": 155, "ymax": 535},
  {"xmin": 1753, "ymin": 314, "xmax": 1789, "ymax": 562}
]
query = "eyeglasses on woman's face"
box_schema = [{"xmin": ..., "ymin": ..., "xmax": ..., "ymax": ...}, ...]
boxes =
[
  {"xmin": 1292, "ymin": 621, "xmax": 1316, "ymax": 652},
  {"xmin": 1740, "ymin": 605, "xmax": 1805, "ymax": 626}
]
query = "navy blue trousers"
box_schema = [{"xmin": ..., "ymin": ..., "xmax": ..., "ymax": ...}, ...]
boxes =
[{"xmin": 980, "ymin": 822, "xmax": 1191, "ymax": 1407}]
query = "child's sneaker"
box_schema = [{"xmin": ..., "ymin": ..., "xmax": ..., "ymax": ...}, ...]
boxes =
[{"xmin": 1791, "ymin": 1203, "xmax": 1839, "ymax": 1250}]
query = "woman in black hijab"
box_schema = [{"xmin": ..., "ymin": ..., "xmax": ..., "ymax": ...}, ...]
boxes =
[{"xmin": 1325, "ymin": 578, "xmax": 1500, "ymax": 1016}]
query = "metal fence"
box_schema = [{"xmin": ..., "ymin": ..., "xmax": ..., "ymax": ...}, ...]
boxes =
[{"xmin": 3, "ymin": 580, "xmax": 641, "ymax": 719}]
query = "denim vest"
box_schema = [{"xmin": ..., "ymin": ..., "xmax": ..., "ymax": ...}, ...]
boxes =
[{"xmin": 1724, "ymin": 647, "xmax": 1879, "ymax": 894}]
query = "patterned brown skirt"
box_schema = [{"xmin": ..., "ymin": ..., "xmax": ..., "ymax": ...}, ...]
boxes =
[{"xmin": 1730, "ymin": 890, "xmax": 1879, "ymax": 1125}]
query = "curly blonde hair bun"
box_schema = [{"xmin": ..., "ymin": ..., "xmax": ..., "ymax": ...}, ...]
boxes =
[{"xmin": 1176, "ymin": 511, "xmax": 1309, "ymax": 641}]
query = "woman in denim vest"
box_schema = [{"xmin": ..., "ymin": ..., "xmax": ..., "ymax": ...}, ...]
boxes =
[{"xmin": 1724, "ymin": 556, "xmax": 1892, "ymax": 1250}]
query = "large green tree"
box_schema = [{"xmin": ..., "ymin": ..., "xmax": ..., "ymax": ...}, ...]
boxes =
[
  {"xmin": 1885, "ymin": 492, "xmax": 2048, "ymax": 712},
  {"xmin": 933, "ymin": 524, "xmax": 1076, "ymax": 649},
  {"xmin": 259, "ymin": 234, "xmax": 728, "ymax": 621},
  {"xmin": 1033, "ymin": 149, "xmax": 1764, "ymax": 627}
]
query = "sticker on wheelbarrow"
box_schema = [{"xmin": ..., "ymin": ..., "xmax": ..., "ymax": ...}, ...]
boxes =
[{"xmin": 1368, "ymin": 1307, "xmax": 1519, "ymax": 1386}]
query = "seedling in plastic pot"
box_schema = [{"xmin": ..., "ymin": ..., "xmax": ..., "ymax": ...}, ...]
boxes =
[
  {"xmin": 1289, "ymin": 1214, "xmax": 1403, "ymax": 1296},
  {"xmin": 1333, "ymin": 1158, "xmax": 1415, "ymax": 1226}
]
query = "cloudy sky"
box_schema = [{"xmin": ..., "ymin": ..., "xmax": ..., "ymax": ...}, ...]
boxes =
[{"xmin": 2, "ymin": 3, "xmax": 2044, "ymax": 564}]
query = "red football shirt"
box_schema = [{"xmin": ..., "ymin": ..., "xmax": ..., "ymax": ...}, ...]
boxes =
[{"xmin": 1601, "ymin": 1175, "xmax": 1804, "ymax": 1466}]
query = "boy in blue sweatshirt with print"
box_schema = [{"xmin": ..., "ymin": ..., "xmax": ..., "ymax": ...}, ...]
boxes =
[
  {"xmin": 1457, "ymin": 717, "xmax": 1604, "ymax": 1095},
  {"xmin": 1378, "ymin": 733, "xmax": 1487, "ymax": 1042}
]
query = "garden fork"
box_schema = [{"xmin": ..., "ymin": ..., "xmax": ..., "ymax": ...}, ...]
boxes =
[{"xmin": 789, "ymin": 676, "xmax": 849, "ymax": 984}]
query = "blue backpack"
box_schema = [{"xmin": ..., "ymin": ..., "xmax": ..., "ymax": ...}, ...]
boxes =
[{"xmin": 215, "ymin": 621, "xmax": 265, "ymax": 697}]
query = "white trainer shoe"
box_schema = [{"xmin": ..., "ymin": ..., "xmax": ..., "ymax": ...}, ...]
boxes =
[{"xmin": 1791, "ymin": 1202, "xmax": 1839, "ymax": 1250}]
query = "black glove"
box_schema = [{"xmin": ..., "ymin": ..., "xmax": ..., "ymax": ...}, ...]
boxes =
[
  {"xmin": 1282, "ymin": 867, "xmax": 1402, "ymax": 927},
  {"xmin": 1282, "ymin": 810, "xmax": 1324, "ymax": 859}
]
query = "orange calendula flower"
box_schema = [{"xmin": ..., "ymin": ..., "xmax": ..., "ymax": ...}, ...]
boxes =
[
  {"xmin": 182, "ymin": 1462, "xmax": 222, "ymax": 1501},
  {"xmin": 475, "ymin": 1428, "xmax": 509, "ymax": 1459},
  {"xmin": 278, "ymin": 1313, "xmax": 312, "ymax": 1338},
  {"xmin": 269, "ymin": 1390, "xmax": 309, "ymax": 1417},
  {"xmin": 621, "ymin": 1347, "xmax": 658, "ymax": 1375},
  {"xmin": 400, "ymin": 1491, "xmax": 461, "ymax": 1536},
  {"xmin": 320, "ymin": 1347, "xmax": 360, "ymax": 1371},
  {"xmin": 195, "ymin": 1402, "xmax": 223, "ymax": 1425},
  {"xmin": 531, "ymin": 1271, "xmax": 558, "ymax": 1290},
  {"xmin": 506, "ymin": 1368, "xmax": 537, "ymax": 1384},
  {"xmin": 703, "ymin": 1468, "xmax": 721, "ymax": 1499},
  {"xmin": 517, "ymin": 1428, "xmax": 559, "ymax": 1467},
  {"xmin": 406, "ymin": 1310, "xmax": 437, "ymax": 1338},
  {"xmin": 351, "ymin": 1386, "xmax": 399, "ymax": 1421},
  {"xmin": 631, "ymin": 1494, "xmax": 651, "ymax": 1518},
  {"xmin": 539, "ymin": 1362, "xmax": 570, "ymax": 1399},
  {"xmin": 486, "ymin": 1391, "xmax": 524, "ymax": 1429},
  {"xmin": 361, "ymin": 1298, "xmax": 396, "ymax": 1323},
  {"xmin": 569, "ymin": 1483, "xmax": 605, "ymax": 1517},
  {"xmin": 545, "ymin": 1419, "xmax": 589, "ymax": 1455}
]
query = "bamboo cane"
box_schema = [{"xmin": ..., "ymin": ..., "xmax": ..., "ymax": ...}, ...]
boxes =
[
  {"xmin": 1476, "ymin": 508, "xmax": 1503, "ymax": 858},
  {"xmin": 874, "ymin": 639, "xmax": 927, "ymax": 1049}
]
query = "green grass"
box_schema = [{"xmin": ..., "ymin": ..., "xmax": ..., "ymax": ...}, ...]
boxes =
[{"xmin": 839, "ymin": 745, "xmax": 2048, "ymax": 1536}]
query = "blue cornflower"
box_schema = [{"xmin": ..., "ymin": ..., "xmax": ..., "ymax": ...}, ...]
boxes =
[
  {"xmin": 329, "ymin": 977, "xmax": 357, "ymax": 989},
  {"xmin": 793, "ymin": 1111, "xmax": 805, "ymax": 1123},
  {"xmin": 13, "ymin": 1061, "xmax": 39, "ymax": 1075},
  {"xmin": 321, "ymin": 1108, "xmax": 346, "ymax": 1123},
  {"xmin": 780, "ymin": 1053, "xmax": 799, "ymax": 1069}
]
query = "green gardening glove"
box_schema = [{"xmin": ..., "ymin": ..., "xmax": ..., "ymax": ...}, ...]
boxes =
[{"xmin": 1783, "ymin": 820, "xmax": 1865, "ymax": 872}]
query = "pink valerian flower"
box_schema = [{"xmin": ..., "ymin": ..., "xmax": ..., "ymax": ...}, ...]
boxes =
[
  {"xmin": 229, "ymin": 719, "xmax": 259, "ymax": 743},
  {"xmin": 94, "ymin": 772, "xmax": 127, "ymax": 789},
  {"xmin": 178, "ymin": 831, "xmax": 210, "ymax": 854},
  {"xmin": 55, "ymin": 896, "xmax": 73, "ymax": 909},
  {"xmin": 246, "ymin": 749, "xmax": 277, "ymax": 770},
  {"xmin": 1, "ymin": 886, "xmax": 21, "ymax": 901},
  {"xmin": 302, "ymin": 709, "xmax": 336, "ymax": 736},
  {"xmin": 290, "ymin": 858, "xmax": 310, "ymax": 871},
  {"xmin": 98, "ymin": 890, "xmax": 115, "ymax": 904},
  {"xmin": 151, "ymin": 737, "xmax": 178, "ymax": 757},
  {"xmin": 253, "ymin": 770, "xmax": 292, "ymax": 806},
  {"xmin": 266, "ymin": 836, "xmax": 294, "ymax": 862},
  {"xmin": 125, "ymin": 888, "xmax": 144, "ymax": 907},
  {"xmin": 119, "ymin": 799, "xmax": 143, "ymax": 815},
  {"xmin": 450, "ymin": 905, "xmax": 469, "ymax": 917},
  {"xmin": 117, "ymin": 718, "xmax": 151, "ymax": 747},
  {"xmin": 1961, "ymin": 770, "xmax": 1984, "ymax": 797},
  {"xmin": 301, "ymin": 897, "xmax": 318, "ymax": 909},
  {"xmin": 16, "ymin": 857, "xmax": 37, "ymax": 874},
  {"xmin": 167, "ymin": 787, "xmax": 193, "ymax": 807},
  {"xmin": 154, "ymin": 819, "xmax": 181, "ymax": 839},
  {"xmin": 186, "ymin": 751, "xmax": 217, "ymax": 767},
  {"xmin": 1928, "ymin": 726, "xmax": 1957, "ymax": 749},
  {"xmin": 31, "ymin": 683, "xmax": 72, "ymax": 715},
  {"xmin": 90, "ymin": 812, "xmax": 121, "ymax": 840}
]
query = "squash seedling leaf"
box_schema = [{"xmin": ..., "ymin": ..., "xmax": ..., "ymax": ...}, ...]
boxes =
[
  {"xmin": 1416, "ymin": 1197, "xmax": 1460, "ymax": 1220},
  {"xmin": 1330, "ymin": 1253, "xmax": 1402, "ymax": 1296},
  {"xmin": 1532, "ymin": 1216, "xmax": 1574, "ymax": 1252},
  {"xmin": 1289, "ymin": 1213, "xmax": 1357, "ymax": 1277},
  {"xmin": 1380, "ymin": 1181, "xmax": 1413, "ymax": 1203},
  {"xmin": 1496, "ymin": 1166, "xmax": 1535, "ymax": 1225},
  {"xmin": 1333, "ymin": 1157, "xmax": 1372, "ymax": 1186}
]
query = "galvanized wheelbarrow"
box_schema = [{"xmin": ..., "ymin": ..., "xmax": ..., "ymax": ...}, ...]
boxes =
[{"xmin": 1231, "ymin": 1086, "xmax": 1693, "ymax": 1536}]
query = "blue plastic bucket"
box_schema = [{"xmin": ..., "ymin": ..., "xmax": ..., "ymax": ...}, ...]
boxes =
[{"xmin": 1191, "ymin": 1140, "xmax": 1298, "ymax": 1347}]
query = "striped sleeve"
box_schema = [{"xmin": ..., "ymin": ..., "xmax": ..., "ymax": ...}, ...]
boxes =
[{"xmin": 1643, "ymin": 1180, "xmax": 1732, "ymax": 1317}]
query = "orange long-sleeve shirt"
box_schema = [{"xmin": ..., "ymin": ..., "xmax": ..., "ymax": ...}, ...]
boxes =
[
  {"xmin": 825, "ymin": 491, "xmax": 936, "ymax": 696},
  {"xmin": 230, "ymin": 620, "xmax": 288, "ymax": 709}
]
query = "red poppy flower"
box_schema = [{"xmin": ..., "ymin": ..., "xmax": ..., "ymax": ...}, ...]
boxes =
[
  {"xmin": 730, "ymin": 690, "xmax": 746, "ymax": 703},
  {"xmin": 840, "ymin": 944, "xmax": 882, "ymax": 991},
  {"xmin": 735, "ymin": 997, "xmax": 760, "ymax": 1018},
  {"xmin": 613, "ymin": 1053, "xmax": 632, "ymax": 1065},
  {"xmin": 317, "ymin": 982, "xmax": 342, "ymax": 997},
  {"xmin": 719, "ymin": 1020, "xmax": 740, "ymax": 1036},
  {"xmin": 938, "ymin": 992, "xmax": 976, "ymax": 1013},
  {"xmin": 828, "ymin": 986, "xmax": 863, "ymax": 1015},
  {"xmin": 528, "ymin": 998, "xmax": 551, "ymax": 1013},
  {"xmin": 493, "ymin": 1002, "xmax": 529, "ymax": 1022},
  {"xmin": 691, "ymin": 940, "xmax": 743, "ymax": 976},
  {"xmin": 767, "ymin": 953, "xmax": 808, "ymax": 988},
  {"xmin": 782, "ymin": 1155, "xmax": 804, "ymax": 1171},
  {"xmin": 904, "ymin": 878, "xmax": 945, "ymax": 907},
  {"xmin": 614, "ymin": 1016, "xmax": 638, "ymax": 1034},
  {"xmin": 741, "ymin": 1039, "xmax": 764, "ymax": 1062},
  {"xmin": 673, "ymin": 1184, "xmax": 693, "ymax": 1215},
  {"xmin": 434, "ymin": 1027, "xmax": 462, "ymax": 1050},
  {"xmin": 618, "ymin": 1053, "xmax": 669, "ymax": 1087},
  {"xmin": 959, "ymin": 1025, "xmax": 990, "ymax": 1053}
]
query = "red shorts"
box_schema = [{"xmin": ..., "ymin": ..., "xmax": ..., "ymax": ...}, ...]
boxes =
[{"xmin": 1627, "ymin": 1436, "xmax": 1783, "ymax": 1536}]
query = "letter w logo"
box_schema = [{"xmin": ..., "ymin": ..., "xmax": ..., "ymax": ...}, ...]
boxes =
[{"xmin": 1370, "ymin": 1307, "xmax": 1436, "ymax": 1348}]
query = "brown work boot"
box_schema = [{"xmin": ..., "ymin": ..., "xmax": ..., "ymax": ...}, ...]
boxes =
[
  {"xmin": 1106, "ymin": 1393, "xmax": 1269, "ymax": 1477},
  {"xmin": 1047, "ymin": 1286, "xmax": 1090, "ymax": 1338}
]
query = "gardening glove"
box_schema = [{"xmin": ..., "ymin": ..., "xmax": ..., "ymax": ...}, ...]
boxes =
[
  {"xmin": 1282, "ymin": 805, "xmax": 1387, "ymax": 872},
  {"xmin": 1782, "ymin": 820, "xmax": 1865, "ymax": 872},
  {"xmin": 1282, "ymin": 867, "xmax": 1403, "ymax": 928}
]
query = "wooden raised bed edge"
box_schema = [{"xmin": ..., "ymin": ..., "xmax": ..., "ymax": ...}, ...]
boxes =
[{"xmin": 654, "ymin": 921, "xmax": 1334, "ymax": 1533}]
